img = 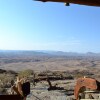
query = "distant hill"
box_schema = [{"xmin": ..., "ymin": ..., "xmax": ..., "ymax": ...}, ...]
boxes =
[
  {"xmin": 34, "ymin": 50, "xmax": 100, "ymax": 57},
  {"xmin": 0, "ymin": 50, "xmax": 100, "ymax": 57},
  {"xmin": 0, "ymin": 50, "xmax": 49, "ymax": 58}
]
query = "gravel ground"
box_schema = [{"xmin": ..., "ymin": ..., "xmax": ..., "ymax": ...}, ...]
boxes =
[{"xmin": 26, "ymin": 80, "xmax": 75, "ymax": 100}]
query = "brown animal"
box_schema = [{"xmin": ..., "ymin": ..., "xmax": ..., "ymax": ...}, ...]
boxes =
[
  {"xmin": 12, "ymin": 77, "xmax": 30, "ymax": 100},
  {"xmin": 74, "ymin": 77, "xmax": 100, "ymax": 100},
  {"xmin": 0, "ymin": 77, "xmax": 30, "ymax": 100}
]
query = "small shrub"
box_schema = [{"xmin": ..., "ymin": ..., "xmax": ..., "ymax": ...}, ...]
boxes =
[{"xmin": 18, "ymin": 69, "xmax": 34, "ymax": 78}]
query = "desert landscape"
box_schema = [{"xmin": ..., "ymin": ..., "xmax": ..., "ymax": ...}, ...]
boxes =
[{"xmin": 0, "ymin": 50, "xmax": 100, "ymax": 100}]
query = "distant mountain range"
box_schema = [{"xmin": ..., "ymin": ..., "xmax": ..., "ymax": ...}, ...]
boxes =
[
  {"xmin": 0, "ymin": 50, "xmax": 100, "ymax": 57},
  {"xmin": 0, "ymin": 50, "xmax": 48, "ymax": 57},
  {"xmin": 39, "ymin": 51, "xmax": 100, "ymax": 56}
]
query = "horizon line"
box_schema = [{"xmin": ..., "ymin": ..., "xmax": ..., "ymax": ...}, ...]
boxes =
[{"xmin": 0, "ymin": 49, "xmax": 100, "ymax": 54}]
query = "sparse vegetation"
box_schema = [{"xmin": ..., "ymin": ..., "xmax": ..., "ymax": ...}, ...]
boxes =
[
  {"xmin": 0, "ymin": 72, "xmax": 15, "ymax": 94},
  {"xmin": 18, "ymin": 69, "xmax": 34, "ymax": 78}
]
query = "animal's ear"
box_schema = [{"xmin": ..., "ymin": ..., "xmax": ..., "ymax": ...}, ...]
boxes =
[
  {"xmin": 17, "ymin": 77, "xmax": 20, "ymax": 82},
  {"xmin": 17, "ymin": 82, "xmax": 24, "ymax": 97}
]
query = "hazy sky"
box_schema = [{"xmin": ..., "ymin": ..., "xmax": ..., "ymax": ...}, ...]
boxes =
[{"xmin": 0, "ymin": 0, "xmax": 100, "ymax": 53}]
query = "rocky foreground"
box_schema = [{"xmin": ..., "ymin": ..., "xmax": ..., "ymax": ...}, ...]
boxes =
[{"xmin": 27, "ymin": 80, "xmax": 75, "ymax": 100}]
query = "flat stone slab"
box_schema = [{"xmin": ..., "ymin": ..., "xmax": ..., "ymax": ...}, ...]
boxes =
[{"xmin": 50, "ymin": 96, "xmax": 67, "ymax": 100}]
